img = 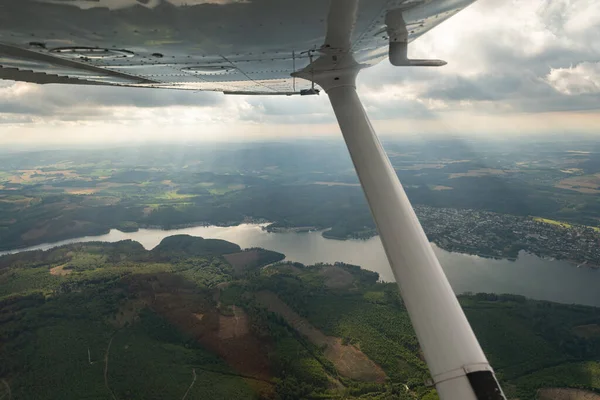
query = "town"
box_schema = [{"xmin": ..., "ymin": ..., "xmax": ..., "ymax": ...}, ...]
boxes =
[{"xmin": 415, "ymin": 206, "xmax": 600, "ymax": 267}]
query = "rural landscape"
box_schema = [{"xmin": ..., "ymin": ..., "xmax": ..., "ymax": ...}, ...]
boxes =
[
  {"xmin": 1, "ymin": 235, "xmax": 599, "ymax": 399},
  {"xmin": 2, "ymin": 139, "xmax": 600, "ymax": 263},
  {"xmin": 1, "ymin": 138, "xmax": 600, "ymax": 399}
]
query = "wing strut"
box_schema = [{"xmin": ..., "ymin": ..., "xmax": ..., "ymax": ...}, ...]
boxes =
[
  {"xmin": 321, "ymin": 68, "xmax": 505, "ymax": 400},
  {"xmin": 293, "ymin": 1, "xmax": 506, "ymax": 399}
]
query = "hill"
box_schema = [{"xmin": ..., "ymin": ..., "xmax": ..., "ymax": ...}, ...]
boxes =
[
  {"xmin": 0, "ymin": 237, "xmax": 599, "ymax": 399},
  {"xmin": 151, "ymin": 234, "xmax": 242, "ymax": 258}
]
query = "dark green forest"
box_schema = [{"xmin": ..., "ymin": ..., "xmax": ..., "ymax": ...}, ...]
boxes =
[{"xmin": 1, "ymin": 237, "xmax": 599, "ymax": 399}]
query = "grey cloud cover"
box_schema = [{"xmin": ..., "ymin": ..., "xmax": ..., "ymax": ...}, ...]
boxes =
[
  {"xmin": 0, "ymin": 82, "xmax": 224, "ymax": 121},
  {"xmin": 0, "ymin": 0, "xmax": 599, "ymax": 130},
  {"xmin": 356, "ymin": 0, "xmax": 600, "ymax": 120}
]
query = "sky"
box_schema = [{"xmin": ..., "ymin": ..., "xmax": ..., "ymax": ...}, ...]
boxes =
[{"xmin": 1, "ymin": 0, "xmax": 599, "ymax": 145}]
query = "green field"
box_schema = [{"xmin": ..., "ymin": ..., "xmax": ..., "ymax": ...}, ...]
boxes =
[
  {"xmin": 534, "ymin": 216, "xmax": 600, "ymax": 232},
  {"xmin": 157, "ymin": 190, "xmax": 198, "ymax": 200}
]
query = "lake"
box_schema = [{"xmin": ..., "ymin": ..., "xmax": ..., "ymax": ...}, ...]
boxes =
[{"xmin": 1, "ymin": 223, "xmax": 599, "ymax": 307}]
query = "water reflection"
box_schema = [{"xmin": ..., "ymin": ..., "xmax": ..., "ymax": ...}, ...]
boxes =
[{"xmin": 1, "ymin": 223, "xmax": 598, "ymax": 306}]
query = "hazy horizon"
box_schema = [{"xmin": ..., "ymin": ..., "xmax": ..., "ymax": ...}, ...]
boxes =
[{"xmin": 1, "ymin": 0, "xmax": 599, "ymax": 145}]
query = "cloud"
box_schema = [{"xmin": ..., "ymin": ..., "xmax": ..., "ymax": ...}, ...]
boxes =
[
  {"xmin": 0, "ymin": 82, "xmax": 224, "ymax": 121},
  {"xmin": 238, "ymin": 96, "xmax": 335, "ymax": 124},
  {"xmin": 1, "ymin": 0, "xmax": 600, "ymax": 140},
  {"xmin": 358, "ymin": 0, "xmax": 600, "ymax": 119},
  {"xmin": 546, "ymin": 62, "xmax": 600, "ymax": 95}
]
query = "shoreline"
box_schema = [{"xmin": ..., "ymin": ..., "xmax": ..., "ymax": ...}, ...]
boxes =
[
  {"xmin": 0, "ymin": 219, "xmax": 271, "ymax": 253},
  {"xmin": 1, "ymin": 222, "xmax": 599, "ymax": 270}
]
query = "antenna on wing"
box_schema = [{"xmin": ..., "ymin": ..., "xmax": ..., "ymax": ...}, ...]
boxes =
[{"xmin": 386, "ymin": 8, "xmax": 447, "ymax": 67}]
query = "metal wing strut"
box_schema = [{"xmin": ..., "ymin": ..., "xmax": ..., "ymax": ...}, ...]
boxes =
[{"xmin": 294, "ymin": 1, "xmax": 506, "ymax": 399}]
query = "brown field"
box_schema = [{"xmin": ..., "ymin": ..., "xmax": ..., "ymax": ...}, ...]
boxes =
[
  {"xmin": 255, "ymin": 291, "xmax": 387, "ymax": 382},
  {"xmin": 126, "ymin": 274, "xmax": 273, "ymax": 389},
  {"xmin": 397, "ymin": 163, "xmax": 447, "ymax": 171},
  {"xmin": 217, "ymin": 306, "xmax": 250, "ymax": 339},
  {"xmin": 432, "ymin": 185, "xmax": 453, "ymax": 191},
  {"xmin": 538, "ymin": 388, "xmax": 600, "ymax": 400},
  {"xmin": 112, "ymin": 298, "xmax": 149, "ymax": 328},
  {"xmin": 314, "ymin": 181, "xmax": 361, "ymax": 187},
  {"xmin": 142, "ymin": 206, "xmax": 155, "ymax": 216},
  {"xmin": 319, "ymin": 266, "xmax": 354, "ymax": 289},
  {"xmin": 386, "ymin": 151, "xmax": 413, "ymax": 157},
  {"xmin": 560, "ymin": 168, "xmax": 584, "ymax": 174},
  {"xmin": 194, "ymin": 313, "xmax": 205, "ymax": 321},
  {"xmin": 449, "ymin": 168, "xmax": 507, "ymax": 179},
  {"xmin": 21, "ymin": 220, "xmax": 92, "ymax": 241},
  {"xmin": 64, "ymin": 182, "xmax": 133, "ymax": 195},
  {"xmin": 555, "ymin": 174, "xmax": 600, "ymax": 194},
  {"xmin": 0, "ymin": 196, "xmax": 37, "ymax": 206},
  {"xmin": 228, "ymin": 184, "xmax": 246, "ymax": 190},
  {"xmin": 573, "ymin": 324, "xmax": 600, "ymax": 339},
  {"xmin": 65, "ymin": 188, "xmax": 97, "ymax": 195},
  {"xmin": 21, "ymin": 224, "xmax": 49, "ymax": 241},
  {"xmin": 49, "ymin": 264, "xmax": 72, "ymax": 276},
  {"xmin": 395, "ymin": 160, "xmax": 470, "ymax": 171},
  {"xmin": 81, "ymin": 196, "xmax": 120, "ymax": 206},
  {"xmin": 7, "ymin": 169, "xmax": 80, "ymax": 183},
  {"xmin": 224, "ymin": 250, "xmax": 261, "ymax": 275}
]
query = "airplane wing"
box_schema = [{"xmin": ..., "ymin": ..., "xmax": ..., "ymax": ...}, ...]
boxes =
[
  {"xmin": 0, "ymin": 0, "xmax": 473, "ymax": 94},
  {"xmin": 2, "ymin": 2, "xmax": 509, "ymax": 400}
]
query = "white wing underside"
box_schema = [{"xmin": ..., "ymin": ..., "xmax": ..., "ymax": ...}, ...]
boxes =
[{"xmin": 0, "ymin": 0, "xmax": 474, "ymax": 93}]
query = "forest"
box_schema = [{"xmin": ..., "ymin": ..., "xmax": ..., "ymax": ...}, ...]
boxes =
[{"xmin": 1, "ymin": 236, "xmax": 599, "ymax": 399}]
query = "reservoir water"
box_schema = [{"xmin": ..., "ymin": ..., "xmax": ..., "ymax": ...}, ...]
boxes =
[{"xmin": 1, "ymin": 224, "xmax": 598, "ymax": 307}]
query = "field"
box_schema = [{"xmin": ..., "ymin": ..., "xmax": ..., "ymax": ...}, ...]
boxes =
[
  {"xmin": 431, "ymin": 185, "xmax": 453, "ymax": 191},
  {"xmin": 223, "ymin": 249, "xmax": 285, "ymax": 275},
  {"xmin": 573, "ymin": 324, "xmax": 600, "ymax": 339},
  {"xmin": 318, "ymin": 265, "xmax": 355, "ymax": 289},
  {"xmin": 555, "ymin": 175, "xmax": 600, "ymax": 194},
  {"xmin": 449, "ymin": 168, "xmax": 507, "ymax": 179},
  {"xmin": 534, "ymin": 217, "xmax": 600, "ymax": 232},
  {"xmin": 313, "ymin": 182, "xmax": 361, "ymax": 187},
  {"xmin": 255, "ymin": 290, "xmax": 387, "ymax": 383},
  {"xmin": 534, "ymin": 217, "xmax": 574, "ymax": 228},
  {"xmin": 224, "ymin": 250, "xmax": 262, "ymax": 272}
]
